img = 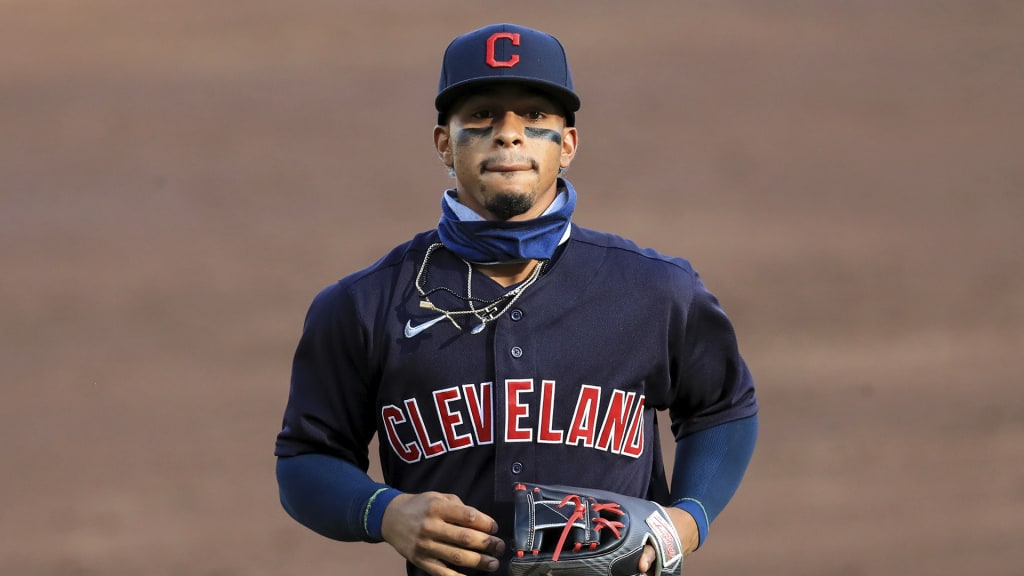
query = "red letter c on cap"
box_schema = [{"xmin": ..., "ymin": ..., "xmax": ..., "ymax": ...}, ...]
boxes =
[{"xmin": 486, "ymin": 32, "xmax": 521, "ymax": 68}]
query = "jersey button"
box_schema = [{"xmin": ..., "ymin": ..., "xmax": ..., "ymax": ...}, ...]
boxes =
[
  {"xmin": 511, "ymin": 462, "xmax": 523, "ymax": 474},
  {"xmin": 510, "ymin": 309, "xmax": 523, "ymax": 321},
  {"xmin": 510, "ymin": 346, "xmax": 523, "ymax": 358}
]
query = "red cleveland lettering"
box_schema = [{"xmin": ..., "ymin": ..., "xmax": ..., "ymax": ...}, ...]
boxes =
[
  {"xmin": 405, "ymin": 398, "xmax": 445, "ymax": 458},
  {"xmin": 382, "ymin": 404, "xmax": 421, "ymax": 463},
  {"xmin": 505, "ymin": 379, "xmax": 534, "ymax": 442},
  {"xmin": 463, "ymin": 382, "xmax": 494, "ymax": 445},
  {"xmin": 434, "ymin": 387, "xmax": 473, "ymax": 451},
  {"xmin": 596, "ymin": 390, "xmax": 637, "ymax": 454},
  {"xmin": 621, "ymin": 396, "xmax": 646, "ymax": 458},
  {"xmin": 565, "ymin": 385, "xmax": 602, "ymax": 448},
  {"xmin": 380, "ymin": 380, "xmax": 646, "ymax": 462},
  {"xmin": 537, "ymin": 380, "xmax": 565, "ymax": 443},
  {"xmin": 486, "ymin": 32, "xmax": 521, "ymax": 68}
]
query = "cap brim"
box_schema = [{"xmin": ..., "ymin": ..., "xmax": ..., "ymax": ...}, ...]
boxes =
[{"xmin": 435, "ymin": 77, "xmax": 580, "ymax": 125}]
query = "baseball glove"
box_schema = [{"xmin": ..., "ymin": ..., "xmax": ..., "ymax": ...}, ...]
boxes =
[{"xmin": 510, "ymin": 483, "xmax": 683, "ymax": 576}]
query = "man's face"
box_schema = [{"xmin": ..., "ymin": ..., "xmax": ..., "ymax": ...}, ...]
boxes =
[{"xmin": 434, "ymin": 84, "xmax": 578, "ymax": 222}]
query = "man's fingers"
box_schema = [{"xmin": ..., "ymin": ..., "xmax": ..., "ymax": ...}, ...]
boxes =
[
  {"xmin": 410, "ymin": 537, "xmax": 501, "ymax": 574},
  {"xmin": 639, "ymin": 543, "xmax": 657, "ymax": 574},
  {"xmin": 382, "ymin": 492, "xmax": 504, "ymax": 575},
  {"xmin": 435, "ymin": 540, "xmax": 501, "ymax": 572},
  {"xmin": 435, "ymin": 494, "xmax": 499, "ymax": 534},
  {"xmin": 427, "ymin": 515, "xmax": 505, "ymax": 559}
]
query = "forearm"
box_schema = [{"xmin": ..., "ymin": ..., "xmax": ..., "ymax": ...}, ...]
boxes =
[
  {"xmin": 670, "ymin": 414, "xmax": 758, "ymax": 549},
  {"xmin": 276, "ymin": 453, "xmax": 402, "ymax": 542}
]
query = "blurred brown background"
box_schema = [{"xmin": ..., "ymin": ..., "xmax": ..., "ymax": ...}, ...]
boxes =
[{"xmin": 2, "ymin": 1, "xmax": 1022, "ymax": 574}]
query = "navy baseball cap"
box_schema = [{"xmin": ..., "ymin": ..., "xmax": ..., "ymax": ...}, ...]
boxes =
[{"xmin": 436, "ymin": 23, "xmax": 580, "ymax": 126}]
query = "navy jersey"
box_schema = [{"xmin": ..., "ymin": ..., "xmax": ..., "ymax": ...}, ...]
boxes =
[{"xmin": 275, "ymin": 225, "xmax": 758, "ymax": 544}]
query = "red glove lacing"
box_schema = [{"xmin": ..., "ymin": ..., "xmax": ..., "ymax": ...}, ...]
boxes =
[{"xmin": 551, "ymin": 495, "xmax": 626, "ymax": 561}]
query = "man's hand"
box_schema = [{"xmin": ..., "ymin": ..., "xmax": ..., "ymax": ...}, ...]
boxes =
[
  {"xmin": 638, "ymin": 506, "xmax": 699, "ymax": 574},
  {"xmin": 381, "ymin": 492, "xmax": 506, "ymax": 576}
]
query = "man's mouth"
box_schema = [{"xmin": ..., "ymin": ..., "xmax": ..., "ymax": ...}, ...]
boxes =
[{"xmin": 481, "ymin": 159, "xmax": 536, "ymax": 173}]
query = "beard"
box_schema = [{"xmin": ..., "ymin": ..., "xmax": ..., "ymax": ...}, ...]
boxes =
[{"xmin": 483, "ymin": 191, "xmax": 534, "ymax": 220}]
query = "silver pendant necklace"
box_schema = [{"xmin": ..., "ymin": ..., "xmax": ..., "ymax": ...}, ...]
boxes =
[{"xmin": 414, "ymin": 243, "xmax": 545, "ymax": 334}]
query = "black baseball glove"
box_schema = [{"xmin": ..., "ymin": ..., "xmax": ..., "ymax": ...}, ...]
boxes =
[{"xmin": 510, "ymin": 483, "xmax": 683, "ymax": 576}]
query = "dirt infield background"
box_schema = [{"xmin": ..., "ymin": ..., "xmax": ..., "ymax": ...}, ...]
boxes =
[{"xmin": 2, "ymin": 1, "xmax": 1022, "ymax": 575}]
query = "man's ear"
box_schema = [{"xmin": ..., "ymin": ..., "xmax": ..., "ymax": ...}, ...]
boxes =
[
  {"xmin": 434, "ymin": 125, "xmax": 453, "ymax": 167},
  {"xmin": 560, "ymin": 126, "xmax": 578, "ymax": 169}
]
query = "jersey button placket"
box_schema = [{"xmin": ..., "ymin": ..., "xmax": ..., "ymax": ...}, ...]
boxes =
[{"xmin": 492, "ymin": 314, "xmax": 535, "ymax": 499}]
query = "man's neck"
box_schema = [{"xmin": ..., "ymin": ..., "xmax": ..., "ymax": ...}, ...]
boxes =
[{"xmin": 475, "ymin": 259, "xmax": 539, "ymax": 288}]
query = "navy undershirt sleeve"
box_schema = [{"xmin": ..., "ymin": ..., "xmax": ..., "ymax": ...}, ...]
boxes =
[
  {"xmin": 276, "ymin": 453, "xmax": 402, "ymax": 542},
  {"xmin": 670, "ymin": 414, "xmax": 758, "ymax": 548}
]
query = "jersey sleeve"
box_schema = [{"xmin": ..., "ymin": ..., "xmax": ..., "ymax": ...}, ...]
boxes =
[
  {"xmin": 667, "ymin": 270, "xmax": 758, "ymax": 440},
  {"xmin": 274, "ymin": 281, "xmax": 379, "ymax": 471}
]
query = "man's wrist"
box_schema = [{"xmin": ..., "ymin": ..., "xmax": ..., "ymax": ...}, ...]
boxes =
[
  {"xmin": 669, "ymin": 500, "xmax": 706, "ymax": 554},
  {"xmin": 364, "ymin": 487, "xmax": 403, "ymax": 542}
]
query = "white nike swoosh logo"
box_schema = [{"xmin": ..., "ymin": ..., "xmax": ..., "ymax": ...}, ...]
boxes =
[{"xmin": 404, "ymin": 315, "xmax": 447, "ymax": 338}]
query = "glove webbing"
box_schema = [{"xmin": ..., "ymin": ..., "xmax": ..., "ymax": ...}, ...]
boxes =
[{"xmin": 523, "ymin": 487, "xmax": 627, "ymax": 562}]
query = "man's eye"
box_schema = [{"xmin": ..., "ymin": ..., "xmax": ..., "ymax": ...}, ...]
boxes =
[
  {"xmin": 526, "ymin": 111, "xmax": 545, "ymax": 120},
  {"xmin": 472, "ymin": 110, "xmax": 494, "ymax": 119}
]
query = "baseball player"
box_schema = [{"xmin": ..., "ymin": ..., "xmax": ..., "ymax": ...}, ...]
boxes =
[{"xmin": 275, "ymin": 23, "xmax": 758, "ymax": 576}]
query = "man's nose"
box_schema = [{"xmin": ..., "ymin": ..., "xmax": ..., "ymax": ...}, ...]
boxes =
[{"xmin": 493, "ymin": 111, "xmax": 525, "ymax": 147}]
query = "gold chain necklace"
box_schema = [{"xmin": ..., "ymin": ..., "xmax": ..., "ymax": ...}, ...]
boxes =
[{"xmin": 414, "ymin": 243, "xmax": 545, "ymax": 334}]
